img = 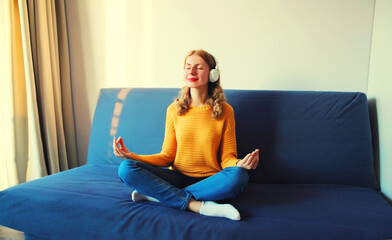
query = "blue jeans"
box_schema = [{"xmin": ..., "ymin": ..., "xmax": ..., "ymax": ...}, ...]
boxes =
[{"xmin": 118, "ymin": 160, "xmax": 249, "ymax": 210}]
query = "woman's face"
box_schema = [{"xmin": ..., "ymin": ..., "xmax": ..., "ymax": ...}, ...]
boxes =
[{"xmin": 184, "ymin": 54, "xmax": 210, "ymax": 89}]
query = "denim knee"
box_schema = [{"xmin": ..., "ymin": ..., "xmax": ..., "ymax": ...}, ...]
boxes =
[
  {"xmin": 185, "ymin": 167, "xmax": 250, "ymax": 201},
  {"xmin": 118, "ymin": 159, "xmax": 138, "ymax": 184},
  {"xmin": 223, "ymin": 167, "xmax": 249, "ymax": 194}
]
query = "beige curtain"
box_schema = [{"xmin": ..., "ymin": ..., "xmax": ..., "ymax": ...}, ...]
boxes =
[
  {"xmin": 0, "ymin": 0, "xmax": 19, "ymax": 189},
  {"xmin": 0, "ymin": 0, "xmax": 78, "ymax": 190}
]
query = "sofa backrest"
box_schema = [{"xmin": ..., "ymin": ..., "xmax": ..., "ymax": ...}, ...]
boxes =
[{"xmin": 87, "ymin": 88, "xmax": 377, "ymax": 189}]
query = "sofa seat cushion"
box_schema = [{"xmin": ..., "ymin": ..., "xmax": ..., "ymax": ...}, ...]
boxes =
[
  {"xmin": 1, "ymin": 165, "xmax": 391, "ymax": 240},
  {"xmin": 234, "ymin": 184, "xmax": 392, "ymax": 239}
]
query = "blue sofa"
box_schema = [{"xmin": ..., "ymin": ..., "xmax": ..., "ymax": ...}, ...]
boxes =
[{"xmin": 1, "ymin": 88, "xmax": 392, "ymax": 240}]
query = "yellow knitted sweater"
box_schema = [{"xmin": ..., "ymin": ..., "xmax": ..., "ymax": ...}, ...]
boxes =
[{"xmin": 130, "ymin": 102, "xmax": 239, "ymax": 177}]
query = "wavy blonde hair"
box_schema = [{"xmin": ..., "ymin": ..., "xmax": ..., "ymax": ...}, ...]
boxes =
[{"xmin": 175, "ymin": 50, "xmax": 226, "ymax": 120}]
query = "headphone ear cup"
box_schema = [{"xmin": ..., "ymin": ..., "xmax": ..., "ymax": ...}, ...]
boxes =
[{"xmin": 209, "ymin": 69, "xmax": 219, "ymax": 82}]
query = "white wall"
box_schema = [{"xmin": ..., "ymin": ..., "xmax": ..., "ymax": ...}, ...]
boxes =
[
  {"xmin": 367, "ymin": 0, "xmax": 392, "ymax": 201},
  {"xmin": 150, "ymin": 0, "xmax": 374, "ymax": 92},
  {"xmin": 66, "ymin": 0, "xmax": 391, "ymax": 199}
]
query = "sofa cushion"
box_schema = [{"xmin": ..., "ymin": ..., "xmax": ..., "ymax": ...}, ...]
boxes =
[
  {"xmin": 87, "ymin": 88, "xmax": 377, "ymax": 188},
  {"xmin": 227, "ymin": 90, "xmax": 377, "ymax": 188},
  {"xmin": 0, "ymin": 165, "xmax": 390, "ymax": 240}
]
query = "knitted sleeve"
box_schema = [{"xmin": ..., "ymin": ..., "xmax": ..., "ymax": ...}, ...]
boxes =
[
  {"xmin": 130, "ymin": 105, "xmax": 176, "ymax": 167},
  {"xmin": 220, "ymin": 104, "xmax": 240, "ymax": 169}
]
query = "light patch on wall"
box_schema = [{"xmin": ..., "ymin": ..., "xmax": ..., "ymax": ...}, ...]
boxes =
[
  {"xmin": 143, "ymin": 0, "xmax": 153, "ymax": 86},
  {"xmin": 105, "ymin": 0, "xmax": 127, "ymax": 87},
  {"xmin": 117, "ymin": 88, "xmax": 130, "ymax": 100},
  {"xmin": 110, "ymin": 117, "xmax": 119, "ymax": 137},
  {"xmin": 113, "ymin": 102, "xmax": 123, "ymax": 116}
]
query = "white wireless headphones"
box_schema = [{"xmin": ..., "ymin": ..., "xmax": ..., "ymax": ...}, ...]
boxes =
[{"xmin": 209, "ymin": 55, "xmax": 220, "ymax": 83}]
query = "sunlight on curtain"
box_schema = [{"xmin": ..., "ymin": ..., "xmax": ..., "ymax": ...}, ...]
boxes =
[
  {"xmin": 0, "ymin": 0, "xmax": 18, "ymax": 190},
  {"xmin": 20, "ymin": 0, "xmax": 79, "ymax": 178},
  {"xmin": 0, "ymin": 0, "xmax": 78, "ymax": 190},
  {"xmin": 33, "ymin": 0, "xmax": 66, "ymax": 174},
  {"xmin": 19, "ymin": 0, "xmax": 48, "ymax": 180},
  {"xmin": 12, "ymin": 0, "xmax": 29, "ymax": 185}
]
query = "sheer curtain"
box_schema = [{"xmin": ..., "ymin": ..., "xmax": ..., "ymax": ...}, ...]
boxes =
[{"xmin": 0, "ymin": 0, "xmax": 78, "ymax": 190}]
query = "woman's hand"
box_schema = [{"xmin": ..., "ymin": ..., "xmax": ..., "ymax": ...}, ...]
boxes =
[
  {"xmin": 113, "ymin": 136, "xmax": 133, "ymax": 159},
  {"xmin": 237, "ymin": 149, "xmax": 260, "ymax": 170}
]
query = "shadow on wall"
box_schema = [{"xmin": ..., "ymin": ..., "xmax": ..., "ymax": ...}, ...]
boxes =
[
  {"xmin": 368, "ymin": 98, "xmax": 391, "ymax": 204},
  {"xmin": 368, "ymin": 98, "xmax": 380, "ymax": 188}
]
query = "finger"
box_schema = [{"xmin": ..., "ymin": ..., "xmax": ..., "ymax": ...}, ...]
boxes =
[
  {"xmin": 237, "ymin": 154, "xmax": 249, "ymax": 167},
  {"xmin": 247, "ymin": 159, "xmax": 255, "ymax": 170},
  {"xmin": 251, "ymin": 152, "xmax": 257, "ymax": 160},
  {"xmin": 253, "ymin": 160, "xmax": 259, "ymax": 169},
  {"xmin": 241, "ymin": 154, "xmax": 250, "ymax": 162},
  {"xmin": 248, "ymin": 152, "xmax": 257, "ymax": 161},
  {"xmin": 114, "ymin": 148, "xmax": 120, "ymax": 157},
  {"xmin": 250, "ymin": 157, "xmax": 259, "ymax": 169},
  {"xmin": 242, "ymin": 154, "xmax": 252, "ymax": 166},
  {"xmin": 251, "ymin": 150, "xmax": 260, "ymax": 169},
  {"xmin": 117, "ymin": 146, "xmax": 125, "ymax": 154},
  {"xmin": 247, "ymin": 155, "xmax": 256, "ymax": 169},
  {"xmin": 114, "ymin": 150, "xmax": 122, "ymax": 157},
  {"xmin": 119, "ymin": 138, "xmax": 127, "ymax": 150},
  {"xmin": 118, "ymin": 145, "xmax": 130, "ymax": 155},
  {"xmin": 113, "ymin": 146, "xmax": 121, "ymax": 156},
  {"xmin": 114, "ymin": 144, "xmax": 123, "ymax": 157},
  {"xmin": 117, "ymin": 137, "xmax": 129, "ymax": 151},
  {"xmin": 242, "ymin": 155, "xmax": 254, "ymax": 169},
  {"xmin": 250, "ymin": 149, "xmax": 258, "ymax": 159}
]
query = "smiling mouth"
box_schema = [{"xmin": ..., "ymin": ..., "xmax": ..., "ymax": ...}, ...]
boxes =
[{"xmin": 188, "ymin": 78, "xmax": 198, "ymax": 82}]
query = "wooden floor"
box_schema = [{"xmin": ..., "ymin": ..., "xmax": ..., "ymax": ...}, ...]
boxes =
[{"xmin": 0, "ymin": 226, "xmax": 24, "ymax": 240}]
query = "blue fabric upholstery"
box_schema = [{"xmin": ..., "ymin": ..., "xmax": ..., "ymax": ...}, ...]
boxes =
[
  {"xmin": 88, "ymin": 89, "xmax": 377, "ymax": 188},
  {"xmin": 1, "ymin": 165, "xmax": 391, "ymax": 240},
  {"xmin": 1, "ymin": 88, "xmax": 391, "ymax": 239},
  {"xmin": 228, "ymin": 90, "xmax": 377, "ymax": 188}
]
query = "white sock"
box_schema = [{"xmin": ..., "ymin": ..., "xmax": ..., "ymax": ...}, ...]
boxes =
[
  {"xmin": 131, "ymin": 190, "xmax": 159, "ymax": 202},
  {"xmin": 199, "ymin": 201, "xmax": 241, "ymax": 221}
]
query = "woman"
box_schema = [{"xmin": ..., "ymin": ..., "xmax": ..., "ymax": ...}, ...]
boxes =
[{"xmin": 114, "ymin": 49, "xmax": 259, "ymax": 220}]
